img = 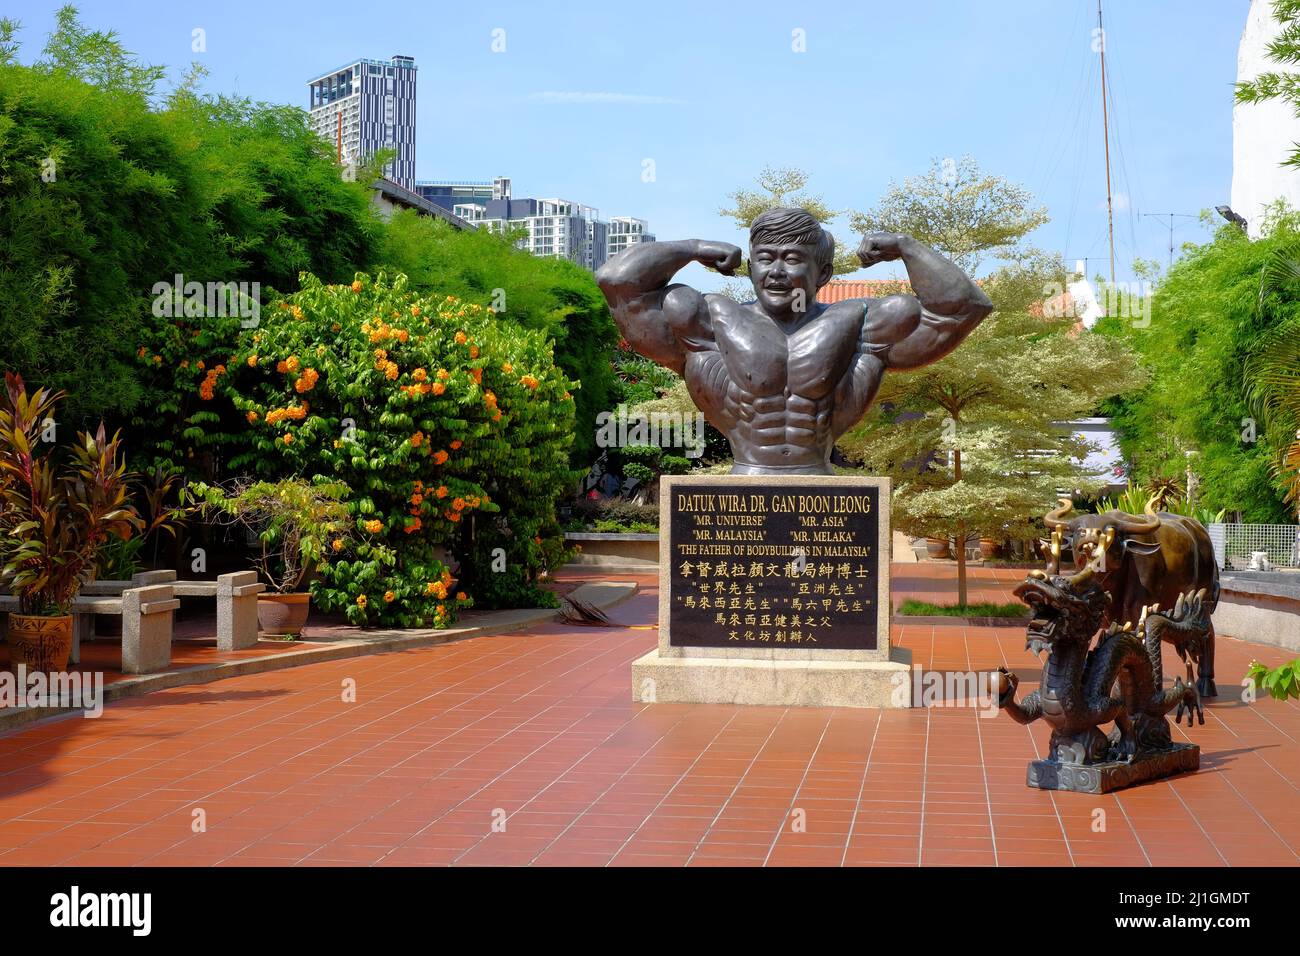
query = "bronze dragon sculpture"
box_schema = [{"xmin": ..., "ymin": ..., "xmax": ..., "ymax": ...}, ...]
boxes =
[{"xmin": 994, "ymin": 564, "xmax": 1208, "ymax": 791}]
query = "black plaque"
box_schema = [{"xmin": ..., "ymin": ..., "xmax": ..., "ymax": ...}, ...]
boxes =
[{"xmin": 668, "ymin": 483, "xmax": 880, "ymax": 650}]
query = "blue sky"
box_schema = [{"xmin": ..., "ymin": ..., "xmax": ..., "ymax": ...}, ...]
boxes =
[{"xmin": 8, "ymin": 0, "xmax": 1248, "ymax": 287}]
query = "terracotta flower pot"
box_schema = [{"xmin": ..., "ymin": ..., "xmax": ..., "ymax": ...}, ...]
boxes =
[
  {"xmin": 5, "ymin": 613, "xmax": 74, "ymax": 672},
  {"xmin": 925, "ymin": 537, "xmax": 951, "ymax": 560},
  {"xmin": 979, "ymin": 538, "xmax": 1001, "ymax": 560},
  {"xmin": 257, "ymin": 593, "xmax": 311, "ymax": 638}
]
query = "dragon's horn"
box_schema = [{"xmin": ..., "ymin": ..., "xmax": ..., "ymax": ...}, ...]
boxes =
[{"xmin": 1174, "ymin": 592, "xmax": 1186, "ymax": 617}]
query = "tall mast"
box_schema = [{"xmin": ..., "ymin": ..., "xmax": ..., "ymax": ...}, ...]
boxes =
[{"xmin": 1099, "ymin": 0, "xmax": 1116, "ymax": 285}]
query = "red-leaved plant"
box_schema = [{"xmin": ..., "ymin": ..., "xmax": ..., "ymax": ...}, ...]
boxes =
[{"xmin": 0, "ymin": 373, "xmax": 142, "ymax": 615}]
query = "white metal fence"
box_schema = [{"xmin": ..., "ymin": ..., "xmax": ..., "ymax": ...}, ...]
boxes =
[{"xmin": 1207, "ymin": 523, "xmax": 1300, "ymax": 570}]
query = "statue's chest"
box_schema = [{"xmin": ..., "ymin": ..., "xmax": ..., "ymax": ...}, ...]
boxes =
[{"xmin": 714, "ymin": 309, "xmax": 861, "ymax": 399}]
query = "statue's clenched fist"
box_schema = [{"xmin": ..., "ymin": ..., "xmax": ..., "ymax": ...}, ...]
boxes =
[
  {"xmin": 857, "ymin": 231, "xmax": 909, "ymax": 268},
  {"xmin": 694, "ymin": 240, "xmax": 743, "ymax": 276}
]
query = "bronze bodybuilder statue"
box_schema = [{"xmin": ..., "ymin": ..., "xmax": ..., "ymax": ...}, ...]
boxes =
[{"xmin": 595, "ymin": 207, "xmax": 993, "ymax": 475}]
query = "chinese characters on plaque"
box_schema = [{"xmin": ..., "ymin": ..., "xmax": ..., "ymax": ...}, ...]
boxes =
[{"xmin": 667, "ymin": 484, "xmax": 881, "ymax": 650}]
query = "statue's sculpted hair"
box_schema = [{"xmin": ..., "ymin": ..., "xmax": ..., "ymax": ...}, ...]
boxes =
[{"xmin": 749, "ymin": 206, "xmax": 835, "ymax": 283}]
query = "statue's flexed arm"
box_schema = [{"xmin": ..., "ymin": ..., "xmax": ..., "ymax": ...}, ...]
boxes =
[
  {"xmin": 595, "ymin": 240, "xmax": 740, "ymax": 375},
  {"xmin": 857, "ymin": 232, "xmax": 994, "ymax": 370}
]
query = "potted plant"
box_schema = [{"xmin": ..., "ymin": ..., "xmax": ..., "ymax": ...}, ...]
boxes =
[
  {"xmin": 0, "ymin": 374, "xmax": 143, "ymax": 671},
  {"xmin": 191, "ymin": 478, "xmax": 350, "ymax": 638},
  {"xmin": 925, "ymin": 537, "xmax": 950, "ymax": 559}
]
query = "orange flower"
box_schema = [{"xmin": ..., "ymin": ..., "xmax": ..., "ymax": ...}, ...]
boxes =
[
  {"xmin": 502, "ymin": 362, "xmax": 514, "ymax": 374},
  {"xmin": 282, "ymin": 433, "xmax": 294, "ymax": 444},
  {"xmin": 454, "ymin": 331, "xmax": 468, "ymax": 345},
  {"xmin": 384, "ymin": 591, "xmax": 396, "ymax": 603},
  {"xmin": 332, "ymin": 539, "xmax": 344, "ymax": 552},
  {"xmin": 469, "ymin": 345, "xmax": 479, "ymax": 359},
  {"xmin": 450, "ymin": 440, "xmax": 462, "ymax": 450},
  {"xmin": 247, "ymin": 355, "xmax": 258, "ymax": 368},
  {"xmin": 351, "ymin": 280, "xmax": 363, "ymax": 293},
  {"xmin": 452, "ymin": 497, "xmax": 466, "ymax": 512},
  {"xmin": 412, "ymin": 480, "xmax": 424, "ymax": 492},
  {"xmin": 364, "ymin": 519, "xmax": 383, "ymax": 533},
  {"xmin": 436, "ymin": 368, "xmax": 450, "ymax": 380},
  {"xmin": 431, "ymin": 382, "xmax": 446, "ymax": 396},
  {"xmin": 411, "ymin": 305, "xmax": 421, "ymax": 317},
  {"xmin": 435, "ymin": 485, "xmax": 448, "ymax": 499},
  {"xmin": 470, "ymin": 368, "xmax": 483, "ymax": 385},
  {"xmin": 290, "ymin": 305, "xmax": 304, "ymax": 320},
  {"xmin": 410, "ymin": 431, "xmax": 424, "ymax": 448},
  {"xmin": 446, "ymin": 510, "xmax": 461, "ymax": 523},
  {"xmin": 432, "ymin": 450, "xmax": 449, "ymax": 465},
  {"xmin": 484, "ymin": 390, "xmax": 497, "ymax": 406},
  {"xmin": 404, "ymin": 518, "xmax": 421, "ymax": 534},
  {"xmin": 276, "ymin": 360, "xmax": 289, "ymax": 373},
  {"xmin": 356, "ymin": 594, "xmax": 368, "ymax": 608},
  {"xmin": 456, "ymin": 592, "xmax": 468, "ymax": 602},
  {"xmin": 410, "ymin": 493, "xmax": 424, "ymax": 505},
  {"xmin": 246, "ymin": 410, "xmax": 258, "ymax": 423},
  {"xmin": 520, "ymin": 375, "xmax": 539, "ymax": 390},
  {"xmin": 412, "ymin": 368, "xmax": 427, "ymax": 382}
]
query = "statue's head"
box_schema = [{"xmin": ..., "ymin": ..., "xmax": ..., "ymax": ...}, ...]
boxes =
[{"xmin": 749, "ymin": 207, "xmax": 835, "ymax": 317}]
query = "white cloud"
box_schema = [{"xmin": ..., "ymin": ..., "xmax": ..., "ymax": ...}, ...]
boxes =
[{"xmin": 526, "ymin": 91, "xmax": 684, "ymax": 105}]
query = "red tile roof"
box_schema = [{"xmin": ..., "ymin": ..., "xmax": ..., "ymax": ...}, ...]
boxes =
[{"xmin": 816, "ymin": 279, "xmax": 911, "ymax": 303}]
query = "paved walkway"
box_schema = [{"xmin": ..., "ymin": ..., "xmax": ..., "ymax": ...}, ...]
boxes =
[{"xmin": 0, "ymin": 567, "xmax": 1296, "ymax": 867}]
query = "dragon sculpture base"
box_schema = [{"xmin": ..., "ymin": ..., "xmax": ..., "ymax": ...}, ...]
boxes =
[{"xmin": 995, "ymin": 566, "xmax": 1208, "ymax": 794}]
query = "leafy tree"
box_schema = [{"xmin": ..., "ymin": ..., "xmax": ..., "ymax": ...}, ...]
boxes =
[
  {"xmin": 1095, "ymin": 214, "xmax": 1299, "ymax": 522},
  {"xmin": 850, "ymin": 156, "xmax": 1049, "ymax": 274},
  {"xmin": 374, "ymin": 211, "xmax": 619, "ymax": 465},
  {"xmin": 0, "ymin": 7, "xmax": 378, "ymax": 439},
  {"xmin": 719, "ymin": 166, "xmax": 861, "ymax": 279},
  {"xmin": 842, "ymin": 259, "xmax": 1146, "ymax": 604},
  {"xmin": 220, "ymin": 272, "xmax": 580, "ymax": 618},
  {"xmin": 841, "ymin": 164, "xmax": 1142, "ymax": 606}
]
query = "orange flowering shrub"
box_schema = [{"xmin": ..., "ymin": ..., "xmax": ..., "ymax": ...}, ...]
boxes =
[{"xmin": 220, "ymin": 272, "xmax": 578, "ymax": 625}]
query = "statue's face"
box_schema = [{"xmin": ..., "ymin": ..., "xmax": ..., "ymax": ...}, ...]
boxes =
[{"xmin": 749, "ymin": 241, "xmax": 822, "ymax": 317}]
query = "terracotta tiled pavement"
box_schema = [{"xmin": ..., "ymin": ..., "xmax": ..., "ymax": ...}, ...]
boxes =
[{"xmin": 0, "ymin": 566, "xmax": 1296, "ymax": 867}]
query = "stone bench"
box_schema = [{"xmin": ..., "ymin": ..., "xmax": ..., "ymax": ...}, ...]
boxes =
[
  {"xmin": 80, "ymin": 570, "xmax": 265, "ymax": 651},
  {"xmin": 0, "ymin": 584, "xmax": 179, "ymax": 674}
]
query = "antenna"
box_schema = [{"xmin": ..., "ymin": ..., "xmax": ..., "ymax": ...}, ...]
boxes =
[
  {"xmin": 1098, "ymin": 0, "xmax": 1116, "ymax": 286},
  {"xmin": 1140, "ymin": 212, "xmax": 1197, "ymax": 270}
]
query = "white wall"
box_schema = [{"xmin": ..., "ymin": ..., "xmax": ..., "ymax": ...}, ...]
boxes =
[{"xmin": 1232, "ymin": 0, "xmax": 1300, "ymax": 237}]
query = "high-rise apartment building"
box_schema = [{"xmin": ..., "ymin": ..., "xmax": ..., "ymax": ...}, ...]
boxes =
[
  {"xmin": 454, "ymin": 195, "xmax": 613, "ymax": 271},
  {"xmin": 607, "ymin": 217, "xmax": 656, "ymax": 260},
  {"xmin": 449, "ymin": 180, "xmax": 651, "ymax": 272},
  {"xmin": 307, "ymin": 55, "xmax": 417, "ymax": 189}
]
